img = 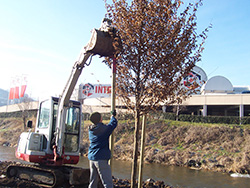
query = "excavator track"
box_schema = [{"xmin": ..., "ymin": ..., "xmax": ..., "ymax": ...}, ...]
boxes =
[{"xmin": 6, "ymin": 163, "xmax": 64, "ymax": 188}]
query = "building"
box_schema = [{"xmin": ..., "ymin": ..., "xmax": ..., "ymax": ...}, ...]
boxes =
[
  {"xmin": 2, "ymin": 66, "xmax": 249, "ymax": 119},
  {"xmin": 179, "ymin": 75, "xmax": 250, "ymax": 118},
  {"xmin": 79, "ymin": 66, "xmax": 250, "ymax": 119}
]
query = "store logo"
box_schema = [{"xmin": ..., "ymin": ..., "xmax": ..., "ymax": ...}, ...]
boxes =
[
  {"xmin": 183, "ymin": 71, "xmax": 202, "ymax": 89},
  {"xmin": 82, "ymin": 83, "xmax": 94, "ymax": 97}
]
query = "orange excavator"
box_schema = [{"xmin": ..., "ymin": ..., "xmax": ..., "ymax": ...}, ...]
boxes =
[{"xmin": 6, "ymin": 19, "xmax": 121, "ymax": 187}]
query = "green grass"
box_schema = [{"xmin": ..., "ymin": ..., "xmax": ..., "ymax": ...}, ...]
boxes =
[
  {"xmin": 84, "ymin": 117, "xmax": 250, "ymax": 130},
  {"xmin": 151, "ymin": 143, "xmax": 163, "ymax": 151}
]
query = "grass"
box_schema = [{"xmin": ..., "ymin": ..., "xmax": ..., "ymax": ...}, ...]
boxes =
[
  {"xmin": 173, "ymin": 139, "xmax": 185, "ymax": 151},
  {"xmin": 151, "ymin": 143, "xmax": 163, "ymax": 151},
  {"xmin": 160, "ymin": 119, "xmax": 250, "ymax": 129},
  {"xmin": 0, "ymin": 129, "xmax": 8, "ymax": 132}
]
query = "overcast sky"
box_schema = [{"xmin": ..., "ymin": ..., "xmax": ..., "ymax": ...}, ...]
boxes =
[{"xmin": 0, "ymin": 0, "xmax": 249, "ymax": 99}]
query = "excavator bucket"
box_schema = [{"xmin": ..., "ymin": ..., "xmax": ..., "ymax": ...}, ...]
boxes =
[{"xmin": 87, "ymin": 29, "xmax": 114, "ymax": 57}]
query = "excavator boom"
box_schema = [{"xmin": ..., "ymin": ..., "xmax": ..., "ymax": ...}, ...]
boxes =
[{"xmin": 55, "ymin": 19, "xmax": 120, "ymax": 156}]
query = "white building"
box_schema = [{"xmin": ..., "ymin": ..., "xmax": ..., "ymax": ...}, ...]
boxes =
[{"xmin": 78, "ymin": 66, "xmax": 250, "ymax": 118}]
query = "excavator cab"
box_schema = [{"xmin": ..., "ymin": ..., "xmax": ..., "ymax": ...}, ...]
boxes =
[
  {"xmin": 36, "ymin": 97, "xmax": 81, "ymax": 154},
  {"xmin": 16, "ymin": 97, "xmax": 82, "ymax": 165}
]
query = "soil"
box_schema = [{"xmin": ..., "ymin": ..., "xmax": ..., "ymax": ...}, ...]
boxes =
[{"xmin": 1, "ymin": 117, "xmax": 250, "ymax": 187}]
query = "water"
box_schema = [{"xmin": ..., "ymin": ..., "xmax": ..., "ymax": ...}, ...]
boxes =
[{"xmin": 0, "ymin": 146, "xmax": 249, "ymax": 188}]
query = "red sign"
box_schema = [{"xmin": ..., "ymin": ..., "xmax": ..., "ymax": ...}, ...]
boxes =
[
  {"xmin": 79, "ymin": 83, "xmax": 112, "ymax": 99},
  {"xmin": 8, "ymin": 75, "xmax": 27, "ymax": 100}
]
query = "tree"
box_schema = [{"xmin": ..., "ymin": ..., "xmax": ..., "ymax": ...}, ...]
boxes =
[{"xmin": 104, "ymin": 0, "xmax": 209, "ymax": 187}]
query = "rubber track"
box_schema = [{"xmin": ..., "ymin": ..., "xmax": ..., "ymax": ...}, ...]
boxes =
[{"xmin": 6, "ymin": 163, "xmax": 64, "ymax": 188}]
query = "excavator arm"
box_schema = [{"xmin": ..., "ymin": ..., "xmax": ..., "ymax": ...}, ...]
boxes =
[{"xmin": 55, "ymin": 19, "xmax": 121, "ymax": 157}]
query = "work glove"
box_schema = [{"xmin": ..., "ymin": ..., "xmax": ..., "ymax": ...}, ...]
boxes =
[{"xmin": 111, "ymin": 110, "xmax": 116, "ymax": 117}]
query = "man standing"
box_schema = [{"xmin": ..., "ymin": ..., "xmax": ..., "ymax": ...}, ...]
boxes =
[{"xmin": 88, "ymin": 111, "xmax": 117, "ymax": 188}]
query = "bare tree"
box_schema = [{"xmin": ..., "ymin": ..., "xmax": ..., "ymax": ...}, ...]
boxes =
[{"xmin": 105, "ymin": 0, "xmax": 210, "ymax": 187}]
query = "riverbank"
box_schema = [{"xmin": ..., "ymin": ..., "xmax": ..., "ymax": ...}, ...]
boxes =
[
  {"xmin": 81, "ymin": 118, "xmax": 250, "ymax": 175},
  {"xmin": 1, "ymin": 117, "xmax": 250, "ymax": 176}
]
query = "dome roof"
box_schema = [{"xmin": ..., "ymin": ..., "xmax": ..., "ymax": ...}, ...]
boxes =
[{"xmin": 201, "ymin": 76, "xmax": 233, "ymax": 94}]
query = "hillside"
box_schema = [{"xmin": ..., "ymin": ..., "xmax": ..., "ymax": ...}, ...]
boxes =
[
  {"xmin": 0, "ymin": 117, "xmax": 35, "ymax": 147},
  {"xmin": 1, "ymin": 117, "xmax": 250, "ymax": 175}
]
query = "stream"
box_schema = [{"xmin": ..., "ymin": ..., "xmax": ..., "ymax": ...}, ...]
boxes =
[{"xmin": 0, "ymin": 146, "xmax": 249, "ymax": 188}]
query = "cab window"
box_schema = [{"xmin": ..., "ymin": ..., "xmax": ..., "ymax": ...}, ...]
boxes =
[{"xmin": 38, "ymin": 100, "xmax": 51, "ymax": 128}]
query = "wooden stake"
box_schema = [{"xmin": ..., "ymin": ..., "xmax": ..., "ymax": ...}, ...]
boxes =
[
  {"xmin": 138, "ymin": 114, "xmax": 147, "ymax": 188},
  {"xmin": 109, "ymin": 58, "xmax": 116, "ymax": 170}
]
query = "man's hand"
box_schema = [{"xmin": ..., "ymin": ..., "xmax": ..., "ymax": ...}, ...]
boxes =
[{"xmin": 111, "ymin": 110, "xmax": 116, "ymax": 117}]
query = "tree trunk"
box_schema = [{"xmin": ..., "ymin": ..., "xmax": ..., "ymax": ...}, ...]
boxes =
[
  {"xmin": 176, "ymin": 104, "xmax": 180, "ymax": 121},
  {"xmin": 131, "ymin": 110, "xmax": 140, "ymax": 188}
]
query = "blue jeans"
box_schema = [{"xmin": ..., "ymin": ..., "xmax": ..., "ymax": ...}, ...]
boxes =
[{"xmin": 88, "ymin": 160, "xmax": 113, "ymax": 188}]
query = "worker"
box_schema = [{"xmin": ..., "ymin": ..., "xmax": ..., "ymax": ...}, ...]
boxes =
[{"xmin": 88, "ymin": 110, "xmax": 117, "ymax": 188}]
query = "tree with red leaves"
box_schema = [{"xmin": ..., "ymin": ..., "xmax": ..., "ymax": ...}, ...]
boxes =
[{"xmin": 104, "ymin": 0, "xmax": 210, "ymax": 187}]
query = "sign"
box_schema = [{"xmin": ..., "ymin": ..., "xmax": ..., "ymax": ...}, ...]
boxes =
[
  {"xmin": 9, "ymin": 75, "xmax": 27, "ymax": 100},
  {"xmin": 79, "ymin": 83, "xmax": 112, "ymax": 99},
  {"xmin": 182, "ymin": 66, "xmax": 207, "ymax": 92}
]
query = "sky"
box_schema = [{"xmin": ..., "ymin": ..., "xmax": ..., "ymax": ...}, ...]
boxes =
[{"xmin": 0, "ymin": 0, "xmax": 250, "ymax": 100}]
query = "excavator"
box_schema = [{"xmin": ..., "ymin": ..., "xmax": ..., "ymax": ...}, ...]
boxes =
[{"xmin": 6, "ymin": 19, "xmax": 121, "ymax": 187}]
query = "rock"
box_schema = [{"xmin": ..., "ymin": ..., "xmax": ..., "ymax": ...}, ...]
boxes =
[
  {"xmin": 2, "ymin": 142, "xmax": 10, "ymax": 147},
  {"xmin": 188, "ymin": 159, "xmax": 201, "ymax": 168},
  {"xmin": 202, "ymin": 159, "xmax": 207, "ymax": 164},
  {"xmin": 146, "ymin": 178, "xmax": 155, "ymax": 183},
  {"xmin": 208, "ymin": 158, "xmax": 218, "ymax": 163},
  {"xmin": 215, "ymin": 164, "xmax": 225, "ymax": 168}
]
